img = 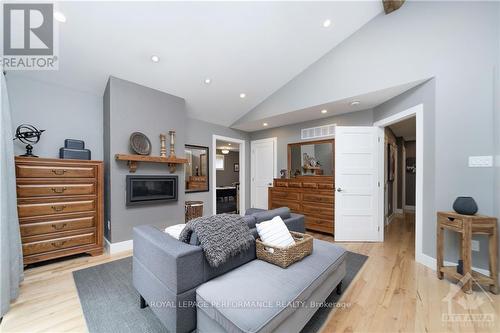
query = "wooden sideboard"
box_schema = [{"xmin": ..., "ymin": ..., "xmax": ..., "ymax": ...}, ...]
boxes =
[
  {"xmin": 15, "ymin": 157, "xmax": 104, "ymax": 265},
  {"xmin": 268, "ymin": 176, "xmax": 334, "ymax": 235}
]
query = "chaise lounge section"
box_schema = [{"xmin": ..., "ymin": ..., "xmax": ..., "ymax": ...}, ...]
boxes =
[{"xmin": 133, "ymin": 208, "xmax": 345, "ymax": 333}]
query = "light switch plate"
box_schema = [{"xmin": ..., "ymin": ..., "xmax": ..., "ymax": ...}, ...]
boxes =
[
  {"xmin": 472, "ymin": 240, "xmax": 480, "ymax": 252},
  {"xmin": 468, "ymin": 156, "xmax": 493, "ymax": 167}
]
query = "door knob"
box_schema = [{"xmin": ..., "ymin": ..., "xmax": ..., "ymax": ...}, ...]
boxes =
[
  {"xmin": 336, "ymin": 187, "xmax": 343, "ymax": 192},
  {"xmin": 267, "ymin": 183, "xmax": 272, "ymax": 186}
]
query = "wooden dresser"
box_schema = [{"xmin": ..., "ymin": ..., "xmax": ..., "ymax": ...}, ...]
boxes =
[
  {"xmin": 268, "ymin": 176, "xmax": 334, "ymax": 235},
  {"xmin": 15, "ymin": 157, "xmax": 104, "ymax": 265}
]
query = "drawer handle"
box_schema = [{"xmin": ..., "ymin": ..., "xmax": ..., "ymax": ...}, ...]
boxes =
[
  {"xmin": 51, "ymin": 240, "xmax": 67, "ymax": 248},
  {"xmin": 447, "ymin": 217, "xmax": 455, "ymax": 222},
  {"xmin": 51, "ymin": 205, "xmax": 67, "ymax": 212},
  {"xmin": 51, "ymin": 223, "xmax": 67, "ymax": 230},
  {"xmin": 51, "ymin": 187, "xmax": 67, "ymax": 194},
  {"xmin": 51, "ymin": 169, "xmax": 68, "ymax": 175}
]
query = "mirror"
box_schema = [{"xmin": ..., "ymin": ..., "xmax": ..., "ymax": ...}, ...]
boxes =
[
  {"xmin": 288, "ymin": 139, "xmax": 334, "ymax": 177},
  {"xmin": 185, "ymin": 145, "xmax": 209, "ymax": 192}
]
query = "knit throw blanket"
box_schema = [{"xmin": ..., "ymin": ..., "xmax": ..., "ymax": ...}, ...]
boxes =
[{"xmin": 179, "ymin": 214, "xmax": 254, "ymax": 267}]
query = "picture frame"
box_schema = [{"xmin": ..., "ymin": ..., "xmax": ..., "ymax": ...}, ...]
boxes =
[{"xmin": 234, "ymin": 163, "xmax": 239, "ymax": 172}]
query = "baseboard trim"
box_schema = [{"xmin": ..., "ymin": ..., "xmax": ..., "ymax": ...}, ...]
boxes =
[
  {"xmin": 104, "ymin": 238, "xmax": 133, "ymax": 254},
  {"xmin": 418, "ymin": 253, "xmax": 490, "ymax": 277}
]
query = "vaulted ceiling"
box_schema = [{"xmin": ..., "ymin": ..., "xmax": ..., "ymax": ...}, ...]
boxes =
[{"xmin": 14, "ymin": 1, "xmax": 383, "ymax": 127}]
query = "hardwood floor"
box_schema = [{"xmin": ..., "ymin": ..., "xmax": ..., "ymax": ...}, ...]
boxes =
[{"xmin": 1, "ymin": 213, "xmax": 498, "ymax": 332}]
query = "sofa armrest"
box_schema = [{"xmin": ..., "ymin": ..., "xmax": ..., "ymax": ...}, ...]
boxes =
[
  {"xmin": 133, "ymin": 225, "xmax": 204, "ymax": 294},
  {"xmin": 284, "ymin": 213, "xmax": 306, "ymax": 233}
]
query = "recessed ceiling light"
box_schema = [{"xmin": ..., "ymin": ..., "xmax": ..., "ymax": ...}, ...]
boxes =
[
  {"xmin": 151, "ymin": 55, "xmax": 160, "ymax": 63},
  {"xmin": 350, "ymin": 101, "xmax": 361, "ymax": 106},
  {"xmin": 263, "ymin": 122, "xmax": 268, "ymax": 127},
  {"xmin": 321, "ymin": 109, "xmax": 328, "ymax": 114},
  {"xmin": 54, "ymin": 11, "xmax": 66, "ymax": 23},
  {"xmin": 204, "ymin": 78, "xmax": 211, "ymax": 84},
  {"xmin": 239, "ymin": 93, "xmax": 246, "ymax": 99},
  {"xmin": 228, "ymin": 143, "xmax": 231, "ymax": 146},
  {"xmin": 323, "ymin": 19, "xmax": 332, "ymax": 28}
]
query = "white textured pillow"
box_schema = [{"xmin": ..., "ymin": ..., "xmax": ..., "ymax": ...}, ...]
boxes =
[
  {"xmin": 256, "ymin": 216, "xmax": 295, "ymax": 248},
  {"xmin": 164, "ymin": 224, "xmax": 185, "ymax": 240}
]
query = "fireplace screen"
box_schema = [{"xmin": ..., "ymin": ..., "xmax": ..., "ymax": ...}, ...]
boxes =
[{"xmin": 126, "ymin": 175, "xmax": 178, "ymax": 206}]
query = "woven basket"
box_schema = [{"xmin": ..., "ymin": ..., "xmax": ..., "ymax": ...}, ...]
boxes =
[
  {"xmin": 256, "ymin": 232, "xmax": 313, "ymax": 268},
  {"xmin": 185, "ymin": 201, "xmax": 203, "ymax": 222}
]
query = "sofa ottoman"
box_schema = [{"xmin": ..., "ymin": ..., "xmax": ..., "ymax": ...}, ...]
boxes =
[{"xmin": 196, "ymin": 239, "xmax": 346, "ymax": 333}]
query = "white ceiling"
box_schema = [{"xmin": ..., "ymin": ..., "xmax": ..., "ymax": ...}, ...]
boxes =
[
  {"xmin": 233, "ymin": 79, "xmax": 427, "ymax": 132},
  {"xmin": 14, "ymin": 1, "xmax": 383, "ymax": 127},
  {"xmin": 388, "ymin": 116, "xmax": 416, "ymax": 140}
]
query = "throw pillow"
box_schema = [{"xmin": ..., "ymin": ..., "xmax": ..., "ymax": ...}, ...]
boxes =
[
  {"xmin": 164, "ymin": 224, "xmax": 186, "ymax": 239},
  {"xmin": 255, "ymin": 216, "xmax": 295, "ymax": 248}
]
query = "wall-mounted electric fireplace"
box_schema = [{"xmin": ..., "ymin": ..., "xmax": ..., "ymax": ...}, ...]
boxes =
[{"xmin": 126, "ymin": 175, "xmax": 178, "ymax": 206}]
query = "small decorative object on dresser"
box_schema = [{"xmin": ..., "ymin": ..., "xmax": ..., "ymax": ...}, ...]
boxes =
[
  {"xmin": 15, "ymin": 157, "xmax": 104, "ymax": 265},
  {"xmin": 452, "ymin": 196, "xmax": 478, "ymax": 215},
  {"xmin": 280, "ymin": 169, "xmax": 287, "ymax": 179},
  {"xmin": 129, "ymin": 132, "xmax": 151, "ymax": 155},
  {"xmin": 13, "ymin": 124, "xmax": 45, "ymax": 157},
  {"xmin": 59, "ymin": 139, "xmax": 91, "ymax": 160}
]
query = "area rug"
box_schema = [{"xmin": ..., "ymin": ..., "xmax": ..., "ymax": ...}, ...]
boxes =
[{"xmin": 73, "ymin": 251, "xmax": 367, "ymax": 333}]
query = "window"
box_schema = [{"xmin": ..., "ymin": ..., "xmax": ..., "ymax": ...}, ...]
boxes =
[{"xmin": 216, "ymin": 154, "xmax": 225, "ymax": 170}]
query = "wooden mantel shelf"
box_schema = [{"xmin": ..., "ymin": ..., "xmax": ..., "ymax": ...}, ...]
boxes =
[{"xmin": 115, "ymin": 154, "xmax": 188, "ymax": 173}]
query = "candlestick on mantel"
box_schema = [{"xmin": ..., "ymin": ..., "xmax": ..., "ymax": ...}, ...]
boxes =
[
  {"xmin": 159, "ymin": 134, "xmax": 167, "ymax": 157},
  {"xmin": 168, "ymin": 130, "xmax": 176, "ymax": 158}
]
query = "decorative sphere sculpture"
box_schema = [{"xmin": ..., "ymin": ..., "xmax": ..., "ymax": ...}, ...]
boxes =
[{"xmin": 14, "ymin": 124, "xmax": 45, "ymax": 157}]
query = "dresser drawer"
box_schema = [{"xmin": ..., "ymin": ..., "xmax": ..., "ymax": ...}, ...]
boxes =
[
  {"xmin": 20, "ymin": 215, "xmax": 95, "ymax": 237},
  {"xmin": 18, "ymin": 199, "xmax": 96, "ymax": 218},
  {"xmin": 438, "ymin": 215, "xmax": 463, "ymax": 229},
  {"xmin": 22, "ymin": 232, "xmax": 95, "ymax": 256},
  {"xmin": 271, "ymin": 190, "xmax": 300, "ymax": 201},
  {"xmin": 274, "ymin": 180, "xmax": 288, "ymax": 187},
  {"xmin": 16, "ymin": 164, "xmax": 96, "ymax": 178},
  {"xmin": 302, "ymin": 202, "xmax": 333, "ymax": 217},
  {"xmin": 17, "ymin": 182, "xmax": 96, "ymax": 198},
  {"xmin": 302, "ymin": 182, "xmax": 318, "ymax": 189},
  {"xmin": 305, "ymin": 216, "xmax": 333, "ymax": 234},
  {"xmin": 302, "ymin": 193, "xmax": 333, "ymax": 204},
  {"xmin": 318, "ymin": 183, "xmax": 334, "ymax": 190},
  {"xmin": 269, "ymin": 200, "xmax": 301, "ymax": 212},
  {"xmin": 288, "ymin": 182, "xmax": 302, "ymax": 188}
]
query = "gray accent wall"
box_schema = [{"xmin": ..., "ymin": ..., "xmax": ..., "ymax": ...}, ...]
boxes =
[
  {"xmin": 242, "ymin": 2, "xmax": 499, "ymax": 271},
  {"xmin": 185, "ymin": 117, "xmax": 250, "ymax": 216},
  {"xmin": 7, "ymin": 74, "xmax": 103, "ymax": 159},
  {"xmin": 250, "ymin": 109, "xmax": 373, "ymax": 171},
  {"xmin": 104, "ymin": 77, "xmax": 186, "ymax": 243}
]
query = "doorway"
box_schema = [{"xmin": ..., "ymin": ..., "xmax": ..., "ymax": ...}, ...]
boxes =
[
  {"xmin": 250, "ymin": 137, "xmax": 277, "ymax": 209},
  {"xmin": 212, "ymin": 135, "xmax": 246, "ymax": 215},
  {"xmin": 374, "ymin": 104, "xmax": 424, "ymax": 263}
]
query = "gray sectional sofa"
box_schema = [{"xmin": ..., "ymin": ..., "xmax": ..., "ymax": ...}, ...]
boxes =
[{"xmin": 133, "ymin": 208, "xmax": 346, "ymax": 333}]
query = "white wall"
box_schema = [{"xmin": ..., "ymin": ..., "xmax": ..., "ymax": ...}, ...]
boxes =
[{"xmin": 7, "ymin": 74, "xmax": 103, "ymax": 159}]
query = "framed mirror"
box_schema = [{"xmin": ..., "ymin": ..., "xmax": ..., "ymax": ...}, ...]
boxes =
[
  {"xmin": 288, "ymin": 139, "xmax": 334, "ymax": 177},
  {"xmin": 185, "ymin": 145, "xmax": 209, "ymax": 192}
]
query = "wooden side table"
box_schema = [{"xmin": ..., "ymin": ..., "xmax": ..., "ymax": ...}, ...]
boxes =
[{"xmin": 436, "ymin": 211, "xmax": 498, "ymax": 294}]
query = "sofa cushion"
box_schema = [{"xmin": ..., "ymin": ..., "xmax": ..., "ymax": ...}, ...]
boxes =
[
  {"xmin": 196, "ymin": 239, "xmax": 346, "ymax": 333},
  {"xmin": 253, "ymin": 207, "xmax": 291, "ymax": 223},
  {"xmin": 245, "ymin": 208, "xmax": 266, "ymax": 216}
]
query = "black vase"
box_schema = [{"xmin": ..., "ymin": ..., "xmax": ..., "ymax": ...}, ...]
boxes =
[{"xmin": 452, "ymin": 197, "xmax": 478, "ymax": 215}]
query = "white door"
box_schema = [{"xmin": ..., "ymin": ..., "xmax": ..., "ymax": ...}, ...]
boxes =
[
  {"xmin": 251, "ymin": 138, "xmax": 277, "ymax": 209},
  {"xmin": 335, "ymin": 126, "xmax": 381, "ymax": 241}
]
